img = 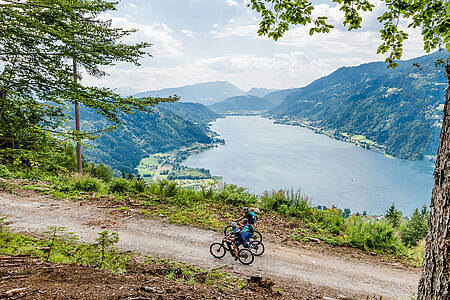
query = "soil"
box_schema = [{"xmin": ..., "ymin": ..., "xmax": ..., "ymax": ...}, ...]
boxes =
[{"xmin": 0, "ymin": 186, "xmax": 420, "ymax": 299}]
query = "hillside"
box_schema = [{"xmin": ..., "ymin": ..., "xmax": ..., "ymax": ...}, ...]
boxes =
[
  {"xmin": 209, "ymin": 95, "xmax": 274, "ymax": 114},
  {"xmin": 79, "ymin": 106, "xmax": 214, "ymax": 174},
  {"xmin": 247, "ymin": 87, "xmax": 276, "ymax": 98},
  {"xmin": 263, "ymin": 88, "xmax": 299, "ymax": 105},
  {"xmin": 157, "ymin": 102, "xmax": 220, "ymax": 127},
  {"xmin": 267, "ymin": 51, "xmax": 447, "ymax": 160},
  {"xmin": 135, "ymin": 81, "xmax": 245, "ymax": 106}
]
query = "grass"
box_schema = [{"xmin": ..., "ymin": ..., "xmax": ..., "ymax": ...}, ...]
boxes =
[
  {"xmin": 2, "ymin": 168, "xmax": 426, "ymax": 265},
  {"xmin": 146, "ymin": 257, "xmax": 247, "ymax": 291},
  {"xmin": 0, "ymin": 223, "xmax": 129, "ymax": 273}
]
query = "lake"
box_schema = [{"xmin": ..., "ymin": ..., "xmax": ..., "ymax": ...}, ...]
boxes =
[{"xmin": 183, "ymin": 116, "xmax": 435, "ymax": 216}]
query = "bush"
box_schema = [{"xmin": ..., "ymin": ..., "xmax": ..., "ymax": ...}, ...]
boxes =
[
  {"xmin": 73, "ymin": 175, "xmax": 103, "ymax": 193},
  {"xmin": 108, "ymin": 178, "xmax": 130, "ymax": 194},
  {"xmin": 344, "ymin": 216, "xmax": 405, "ymax": 254},
  {"xmin": 213, "ymin": 184, "xmax": 257, "ymax": 207},
  {"xmin": 85, "ymin": 163, "xmax": 114, "ymax": 183},
  {"xmin": 130, "ymin": 180, "xmax": 146, "ymax": 194},
  {"xmin": 312, "ymin": 209, "xmax": 344, "ymax": 235},
  {"xmin": 400, "ymin": 206, "xmax": 429, "ymax": 247}
]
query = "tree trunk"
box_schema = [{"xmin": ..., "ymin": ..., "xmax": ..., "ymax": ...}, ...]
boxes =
[
  {"xmin": 417, "ymin": 65, "xmax": 450, "ymax": 299},
  {"xmin": 73, "ymin": 57, "xmax": 82, "ymax": 173}
]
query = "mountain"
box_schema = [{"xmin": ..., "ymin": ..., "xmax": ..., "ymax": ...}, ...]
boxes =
[
  {"xmin": 157, "ymin": 102, "xmax": 219, "ymax": 126},
  {"xmin": 263, "ymin": 88, "xmax": 299, "ymax": 105},
  {"xmin": 79, "ymin": 106, "xmax": 214, "ymax": 174},
  {"xmin": 247, "ymin": 87, "xmax": 276, "ymax": 98},
  {"xmin": 135, "ymin": 81, "xmax": 245, "ymax": 106},
  {"xmin": 209, "ymin": 95, "xmax": 274, "ymax": 114},
  {"xmin": 268, "ymin": 51, "xmax": 448, "ymax": 160}
]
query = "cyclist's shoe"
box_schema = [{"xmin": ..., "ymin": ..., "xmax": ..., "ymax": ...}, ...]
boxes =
[{"xmin": 234, "ymin": 256, "xmax": 238, "ymax": 261}]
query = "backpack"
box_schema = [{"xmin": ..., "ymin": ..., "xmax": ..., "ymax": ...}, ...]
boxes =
[{"xmin": 248, "ymin": 211, "xmax": 257, "ymax": 224}]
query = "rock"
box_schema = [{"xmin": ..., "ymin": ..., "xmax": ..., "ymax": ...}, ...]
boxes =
[
  {"xmin": 308, "ymin": 237, "xmax": 321, "ymax": 243},
  {"xmin": 141, "ymin": 286, "xmax": 157, "ymax": 293},
  {"xmin": 248, "ymin": 274, "xmax": 262, "ymax": 284}
]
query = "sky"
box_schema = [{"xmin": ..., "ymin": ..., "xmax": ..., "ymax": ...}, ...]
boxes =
[{"xmin": 88, "ymin": 0, "xmax": 428, "ymax": 94}]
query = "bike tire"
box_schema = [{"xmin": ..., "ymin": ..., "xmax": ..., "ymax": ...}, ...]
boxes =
[
  {"xmin": 249, "ymin": 231, "xmax": 263, "ymax": 242},
  {"xmin": 210, "ymin": 243, "xmax": 226, "ymax": 259},
  {"xmin": 249, "ymin": 241, "xmax": 265, "ymax": 256},
  {"xmin": 237, "ymin": 248, "xmax": 254, "ymax": 265}
]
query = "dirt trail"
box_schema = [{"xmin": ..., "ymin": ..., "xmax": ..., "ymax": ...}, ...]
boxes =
[{"xmin": 0, "ymin": 191, "xmax": 419, "ymax": 299}]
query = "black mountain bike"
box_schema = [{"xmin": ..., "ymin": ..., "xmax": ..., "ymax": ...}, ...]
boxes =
[{"xmin": 210, "ymin": 239, "xmax": 255, "ymax": 265}]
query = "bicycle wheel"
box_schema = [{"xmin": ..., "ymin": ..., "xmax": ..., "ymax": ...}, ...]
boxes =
[
  {"xmin": 210, "ymin": 243, "xmax": 226, "ymax": 259},
  {"xmin": 249, "ymin": 231, "xmax": 263, "ymax": 242},
  {"xmin": 237, "ymin": 248, "xmax": 254, "ymax": 265},
  {"xmin": 249, "ymin": 241, "xmax": 265, "ymax": 256},
  {"xmin": 223, "ymin": 225, "xmax": 233, "ymax": 236}
]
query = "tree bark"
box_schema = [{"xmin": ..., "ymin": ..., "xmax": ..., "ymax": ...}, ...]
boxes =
[
  {"xmin": 417, "ymin": 64, "xmax": 450, "ymax": 299},
  {"xmin": 73, "ymin": 57, "xmax": 82, "ymax": 173}
]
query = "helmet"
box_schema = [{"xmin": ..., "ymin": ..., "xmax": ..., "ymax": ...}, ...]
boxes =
[
  {"xmin": 231, "ymin": 222, "xmax": 238, "ymax": 228},
  {"xmin": 242, "ymin": 207, "xmax": 249, "ymax": 212}
]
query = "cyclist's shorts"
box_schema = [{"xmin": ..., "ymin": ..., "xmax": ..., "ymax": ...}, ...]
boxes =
[{"xmin": 234, "ymin": 231, "xmax": 245, "ymax": 246}]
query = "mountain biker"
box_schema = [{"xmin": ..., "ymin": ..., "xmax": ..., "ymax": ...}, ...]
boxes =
[
  {"xmin": 240, "ymin": 218, "xmax": 254, "ymax": 242},
  {"xmin": 224, "ymin": 222, "xmax": 246, "ymax": 260},
  {"xmin": 239, "ymin": 207, "xmax": 258, "ymax": 225}
]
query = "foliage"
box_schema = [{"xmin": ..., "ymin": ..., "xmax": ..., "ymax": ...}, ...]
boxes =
[
  {"xmin": 95, "ymin": 231, "xmax": 120, "ymax": 268},
  {"xmin": 344, "ymin": 216, "xmax": 405, "ymax": 254},
  {"xmin": 84, "ymin": 162, "xmax": 114, "ymax": 183},
  {"xmin": 385, "ymin": 204, "xmax": 402, "ymax": 228},
  {"xmin": 249, "ymin": 0, "xmax": 449, "ymax": 67},
  {"xmin": 400, "ymin": 206, "xmax": 429, "ymax": 247},
  {"xmin": 0, "ymin": 226, "xmax": 128, "ymax": 273},
  {"xmin": 109, "ymin": 178, "xmax": 131, "ymax": 194},
  {"xmin": 267, "ymin": 51, "xmax": 446, "ymax": 160},
  {"xmin": 72, "ymin": 174, "xmax": 104, "ymax": 193}
]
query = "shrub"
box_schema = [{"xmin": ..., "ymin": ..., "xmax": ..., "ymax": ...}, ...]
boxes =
[
  {"xmin": 213, "ymin": 184, "xmax": 257, "ymax": 207},
  {"xmin": 261, "ymin": 190, "xmax": 290, "ymax": 211},
  {"xmin": 86, "ymin": 163, "xmax": 114, "ymax": 183},
  {"xmin": 73, "ymin": 175, "xmax": 103, "ymax": 193},
  {"xmin": 129, "ymin": 180, "xmax": 146, "ymax": 194},
  {"xmin": 312, "ymin": 209, "xmax": 344, "ymax": 235},
  {"xmin": 400, "ymin": 206, "xmax": 429, "ymax": 247},
  {"xmin": 108, "ymin": 178, "xmax": 130, "ymax": 194},
  {"xmin": 344, "ymin": 216, "xmax": 405, "ymax": 254}
]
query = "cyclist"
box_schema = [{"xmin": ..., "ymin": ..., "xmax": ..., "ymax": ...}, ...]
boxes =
[
  {"xmin": 240, "ymin": 218, "xmax": 254, "ymax": 242},
  {"xmin": 224, "ymin": 222, "xmax": 246, "ymax": 260},
  {"xmin": 239, "ymin": 207, "xmax": 258, "ymax": 225}
]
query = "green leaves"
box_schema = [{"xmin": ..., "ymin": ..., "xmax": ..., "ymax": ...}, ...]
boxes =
[{"xmin": 250, "ymin": 0, "xmax": 449, "ymax": 67}]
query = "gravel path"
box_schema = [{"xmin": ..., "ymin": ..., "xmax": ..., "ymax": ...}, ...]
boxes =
[{"xmin": 0, "ymin": 191, "xmax": 420, "ymax": 299}]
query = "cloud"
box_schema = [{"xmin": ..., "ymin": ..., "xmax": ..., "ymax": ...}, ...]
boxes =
[
  {"xmin": 181, "ymin": 29, "xmax": 196, "ymax": 38},
  {"xmin": 226, "ymin": 0, "xmax": 239, "ymax": 6},
  {"xmin": 101, "ymin": 14, "xmax": 183, "ymax": 58}
]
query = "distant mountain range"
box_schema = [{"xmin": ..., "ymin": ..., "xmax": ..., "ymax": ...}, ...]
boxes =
[
  {"xmin": 134, "ymin": 81, "xmax": 245, "ymax": 106},
  {"xmin": 267, "ymin": 51, "xmax": 448, "ymax": 160},
  {"xmin": 209, "ymin": 95, "xmax": 274, "ymax": 114},
  {"xmin": 247, "ymin": 88, "xmax": 276, "ymax": 98}
]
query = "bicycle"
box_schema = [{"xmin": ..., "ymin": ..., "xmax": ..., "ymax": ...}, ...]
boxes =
[
  {"xmin": 209, "ymin": 238, "xmax": 255, "ymax": 265},
  {"xmin": 223, "ymin": 222, "xmax": 263, "ymax": 243}
]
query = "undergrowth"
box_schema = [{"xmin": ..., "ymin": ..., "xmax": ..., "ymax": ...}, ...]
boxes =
[{"xmin": 1, "ymin": 167, "xmax": 427, "ymax": 263}]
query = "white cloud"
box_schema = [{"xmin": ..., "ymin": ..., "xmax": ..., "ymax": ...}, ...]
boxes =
[
  {"xmin": 181, "ymin": 29, "xmax": 196, "ymax": 38},
  {"xmin": 102, "ymin": 14, "xmax": 183, "ymax": 58},
  {"xmin": 226, "ymin": 0, "xmax": 239, "ymax": 6}
]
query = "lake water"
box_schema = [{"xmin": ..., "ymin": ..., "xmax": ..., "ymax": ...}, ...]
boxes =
[{"xmin": 183, "ymin": 116, "xmax": 435, "ymax": 216}]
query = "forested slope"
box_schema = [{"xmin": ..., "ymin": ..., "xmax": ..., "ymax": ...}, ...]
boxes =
[{"xmin": 268, "ymin": 51, "xmax": 447, "ymax": 160}]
